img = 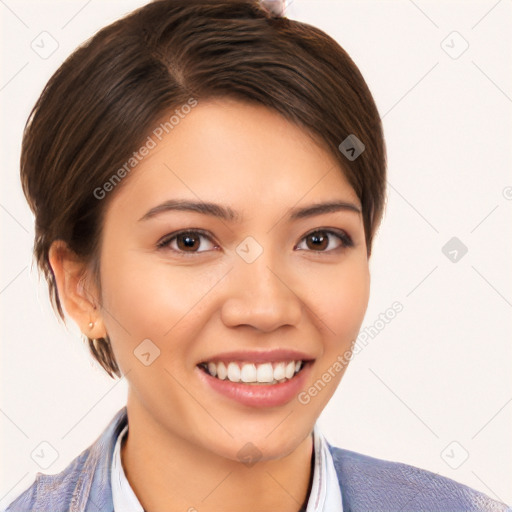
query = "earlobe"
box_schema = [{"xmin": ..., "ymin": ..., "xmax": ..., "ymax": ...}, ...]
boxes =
[{"xmin": 48, "ymin": 240, "xmax": 106, "ymax": 338}]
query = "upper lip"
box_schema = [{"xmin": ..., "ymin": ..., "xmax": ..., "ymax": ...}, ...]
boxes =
[{"xmin": 198, "ymin": 349, "xmax": 316, "ymax": 365}]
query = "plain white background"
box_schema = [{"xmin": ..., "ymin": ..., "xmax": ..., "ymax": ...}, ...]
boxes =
[{"xmin": 1, "ymin": 0, "xmax": 511, "ymax": 508}]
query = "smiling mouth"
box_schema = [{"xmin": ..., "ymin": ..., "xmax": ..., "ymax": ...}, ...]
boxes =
[{"xmin": 197, "ymin": 360, "xmax": 309, "ymax": 385}]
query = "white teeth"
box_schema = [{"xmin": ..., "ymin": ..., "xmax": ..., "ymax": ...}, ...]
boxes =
[
  {"xmin": 257, "ymin": 363, "xmax": 274, "ymax": 383},
  {"xmin": 273, "ymin": 362, "xmax": 286, "ymax": 381},
  {"xmin": 240, "ymin": 363, "xmax": 257, "ymax": 383},
  {"xmin": 207, "ymin": 362, "xmax": 217, "ymax": 378},
  {"xmin": 201, "ymin": 360, "xmax": 305, "ymax": 384},
  {"xmin": 217, "ymin": 361, "xmax": 227, "ymax": 380},
  {"xmin": 285, "ymin": 361, "xmax": 295, "ymax": 379},
  {"xmin": 227, "ymin": 362, "xmax": 241, "ymax": 382}
]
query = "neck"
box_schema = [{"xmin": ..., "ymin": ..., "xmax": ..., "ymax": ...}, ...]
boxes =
[{"xmin": 120, "ymin": 395, "xmax": 314, "ymax": 512}]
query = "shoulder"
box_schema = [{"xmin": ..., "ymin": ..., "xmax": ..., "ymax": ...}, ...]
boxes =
[
  {"xmin": 329, "ymin": 445, "xmax": 511, "ymax": 512},
  {"xmin": 4, "ymin": 407, "xmax": 127, "ymax": 512},
  {"xmin": 3, "ymin": 451, "xmax": 88, "ymax": 512}
]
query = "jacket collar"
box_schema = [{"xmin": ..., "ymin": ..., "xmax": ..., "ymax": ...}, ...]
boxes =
[{"xmin": 79, "ymin": 406, "xmax": 127, "ymax": 512}]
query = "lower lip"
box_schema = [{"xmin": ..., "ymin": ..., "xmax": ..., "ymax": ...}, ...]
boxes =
[{"xmin": 195, "ymin": 362, "xmax": 313, "ymax": 408}]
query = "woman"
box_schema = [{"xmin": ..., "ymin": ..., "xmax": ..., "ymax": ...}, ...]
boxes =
[{"xmin": 5, "ymin": 0, "xmax": 510, "ymax": 511}]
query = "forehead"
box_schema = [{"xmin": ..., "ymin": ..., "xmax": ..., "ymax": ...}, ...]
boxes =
[{"xmin": 105, "ymin": 98, "xmax": 359, "ymax": 220}]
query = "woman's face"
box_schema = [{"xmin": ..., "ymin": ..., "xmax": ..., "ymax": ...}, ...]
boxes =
[{"xmin": 98, "ymin": 97, "xmax": 370, "ymax": 461}]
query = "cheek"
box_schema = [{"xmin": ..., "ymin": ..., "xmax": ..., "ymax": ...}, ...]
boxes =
[
  {"xmin": 296, "ymin": 258, "xmax": 369, "ymax": 415},
  {"xmin": 97, "ymin": 248, "xmax": 226, "ymax": 366},
  {"xmin": 317, "ymin": 257, "xmax": 370, "ymax": 349}
]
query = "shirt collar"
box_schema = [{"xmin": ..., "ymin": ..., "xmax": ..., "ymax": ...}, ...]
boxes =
[
  {"xmin": 306, "ymin": 422, "xmax": 344, "ymax": 512},
  {"xmin": 111, "ymin": 420, "xmax": 343, "ymax": 512}
]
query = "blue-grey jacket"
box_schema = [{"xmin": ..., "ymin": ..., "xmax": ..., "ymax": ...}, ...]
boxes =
[{"xmin": 5, "ymin": 406, "xmax": 510, "ymax": 512}]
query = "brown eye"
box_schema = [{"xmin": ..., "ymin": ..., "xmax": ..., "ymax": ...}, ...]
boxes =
[
  {"xmin": 176, "ymin": 232, "xmax": 201, "ymax": 251},
  {"xmin": 295, "ymin": 229, "xmax": 353, "ymax": 252},
  {"xmin": 306, "ymin": 231, "xmax": 329, "ymax": 251},
  {"xmin": 157, "ymin": 230, "xmax": 218, "ymax": 254}
]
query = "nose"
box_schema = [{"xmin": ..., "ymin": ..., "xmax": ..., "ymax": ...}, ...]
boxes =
[{"xmin": 220, "ymin": 255, "xmax": 303, "ymax": 333}]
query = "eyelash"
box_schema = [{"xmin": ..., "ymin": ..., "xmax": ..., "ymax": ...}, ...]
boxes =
[{"xmin": 156, "ymin": 228, "xmax": 354, "ymax": 256}]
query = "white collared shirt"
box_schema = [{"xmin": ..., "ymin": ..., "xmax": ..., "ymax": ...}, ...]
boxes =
[{"xmin": 111, "ymin": 422, "xmax": 343, "ymax": 512}]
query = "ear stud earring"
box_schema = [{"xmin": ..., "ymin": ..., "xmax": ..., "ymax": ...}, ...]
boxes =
[{"xmin": 88, "ymin": 322, "xmax": 94, "ymax": 329}]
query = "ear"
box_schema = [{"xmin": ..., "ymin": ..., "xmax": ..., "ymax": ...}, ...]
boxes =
[{"xmin": 48, "ymin": 240, "xmax": 107, "ymax": 339}]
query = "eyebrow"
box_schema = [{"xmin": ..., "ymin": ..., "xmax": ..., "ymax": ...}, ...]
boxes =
[{"xmin": 138, "ymin": 199, "xmax": 361, "ymax": 222}]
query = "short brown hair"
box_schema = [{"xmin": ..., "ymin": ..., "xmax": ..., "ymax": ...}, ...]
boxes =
[{"xmin": 21, "ymin": 0, "xmax": 386, "ymax": 379}]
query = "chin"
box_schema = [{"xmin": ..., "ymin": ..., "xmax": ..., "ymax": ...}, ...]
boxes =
[{"xmin": 217, "ymin": 426, "xmax": 310, "ymax": 464}]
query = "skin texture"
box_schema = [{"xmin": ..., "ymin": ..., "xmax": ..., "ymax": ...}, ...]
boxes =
[{"xmin": 49, "ymin": 98, "xmax": 371, "ymax": 512}]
